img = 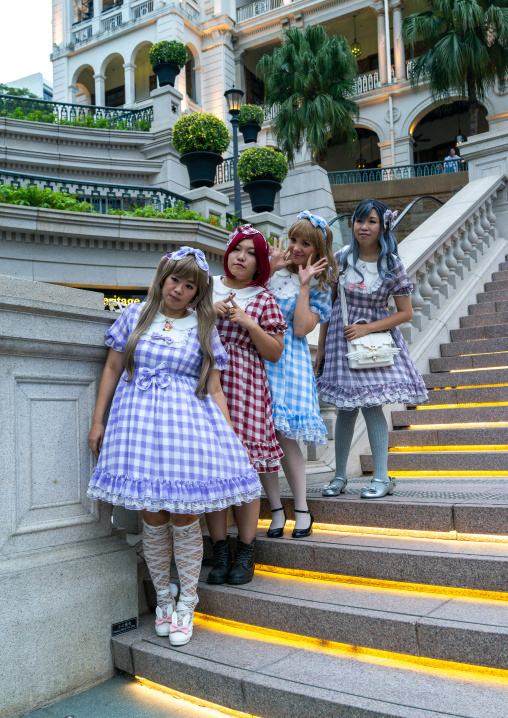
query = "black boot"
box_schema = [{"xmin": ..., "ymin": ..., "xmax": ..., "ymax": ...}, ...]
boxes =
[
  {"xmin": 227, "ymin": 539, "xmax": 256, "ymax": 585},
  {"xmin": 207, "ymin": 537, "xmax": 232, "ymax": 585}
]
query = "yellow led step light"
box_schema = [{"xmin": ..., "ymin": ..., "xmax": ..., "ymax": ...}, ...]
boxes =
[
  {"xmin": 389, "ymin": 444, "xmax": 508, "ymax": 452},
  {"xmin": 449, "ymin": 366, "xmax": 508, "ymax": 372},
  {"xmin": 389, "ymin": 469, "xmax": 508, "ymax": 477},
  {"xmin": 408, "ymin": 422, "xmax": 508, "ymax": 429},
  {"xmin": 416, "ymin": 402, "xmax": 508, "ymax": 410}
]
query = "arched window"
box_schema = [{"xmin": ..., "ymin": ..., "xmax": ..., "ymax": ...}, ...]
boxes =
[{"xmin": 185, "ymin": 54, "xmax": 196, "ymax": 102}]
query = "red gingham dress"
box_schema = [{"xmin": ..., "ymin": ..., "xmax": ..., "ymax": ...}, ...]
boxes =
[{"xmin": 213, "ymin": 278, "xmax": 288, "ymax": 472}]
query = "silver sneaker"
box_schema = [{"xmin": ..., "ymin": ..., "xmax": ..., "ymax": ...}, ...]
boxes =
[
  {"xmin": 360, "ymin": 478, "xmax": 396, "ymax": 499},
  {"xmin": 322, "ymin": 477, "xmax": 347, "ymax": 497}
]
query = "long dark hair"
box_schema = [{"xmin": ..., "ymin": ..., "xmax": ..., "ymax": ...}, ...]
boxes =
[{"xmin": 341, "ymin": 198, "xmax": 399, "ymax": 283}]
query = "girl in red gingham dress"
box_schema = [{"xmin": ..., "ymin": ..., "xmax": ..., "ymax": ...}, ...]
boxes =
[{"xmin": 206, "ymin": 225, "xmax": 287, "ymax": 586}]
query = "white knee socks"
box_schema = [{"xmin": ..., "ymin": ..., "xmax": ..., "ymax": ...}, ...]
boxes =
[
  {"xmin": 142, "ymin": 520, "xmax": 174, "ymax": 611},
  {"xmin": 171, "ymin": 519, "xmax": 203, "ymax": 609}
]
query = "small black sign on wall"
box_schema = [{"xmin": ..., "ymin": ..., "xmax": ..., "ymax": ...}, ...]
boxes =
[{"xmin": 112, "ymin": 617, "xmax": 138, "ymax": 636}]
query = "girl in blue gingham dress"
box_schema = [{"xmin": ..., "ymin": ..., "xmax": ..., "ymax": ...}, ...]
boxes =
[
  {"xmin": 315, "ymin": 199, "xmax": 428, "ymax": 500},
  {"xmin": 87, "ymin": 248, "xmax": 260, "ymax": 647},
  {"xmin": 261, "ymin": 212, "xmax": 336, "ymax": 538}
]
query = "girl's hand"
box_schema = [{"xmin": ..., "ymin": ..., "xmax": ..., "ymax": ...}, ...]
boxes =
[
  {"xmin": 315, "ymin": 346, "xmax": 325, "ymax": 376},
  {"xmin": 269, "ymin": 236, "xmax": 292, "ymax": 273},
  {"xmin": 214, "ymin": 293, "xmax": 236, "ymax": 319},
  {"xmin": 88, "ymin": 421, "xmax": 105, "ymax": 458},
  {"xmin": 299, "ymin": 256, "xmax": 329, "ymax": 287},
  {"xmin": 226, "ymin": 298, "xmax": 254, "ymax": 330},
  {"xmin": 344, "ymin": 323, "xmax": 371, "ymax": 341}
]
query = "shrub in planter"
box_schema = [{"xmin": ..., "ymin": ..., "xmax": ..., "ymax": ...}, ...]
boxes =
[
  {"xmin": 172, "ymin": 113, "xmax": 230, "ymax": 188},
  {"xmin": 149, "ymin": 41, "xmax": 188, "ymax": 87},
  {"xmin": 238, "ymin": 104, "xmax": 264, "ymax": 143},
  {"xmin": 237, "ymin": 146, "xmax": 288, "ymax": 213}
]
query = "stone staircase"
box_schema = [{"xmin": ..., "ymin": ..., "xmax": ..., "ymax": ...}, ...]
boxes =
[
  {"xmin": 112, "ymin": 255, "xmax": 508, "ymax": 718},
  {"xmin": 361, "ymin": 255, "xmax": 508, "ymax": 477}
]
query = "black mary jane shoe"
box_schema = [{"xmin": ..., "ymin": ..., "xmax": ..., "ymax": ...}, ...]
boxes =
[
  {"xmin": 266, "ymin": 506, "xmax": 287, "ymax": 538},
  {"xmin": 292, "ymin": 509, "xmax": 314, "ymax": 539}
]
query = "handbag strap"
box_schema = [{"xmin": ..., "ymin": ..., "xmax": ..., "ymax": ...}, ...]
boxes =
[{"xmin": 339, "ymin": 281, "xmax": 354, "ymax": 356}]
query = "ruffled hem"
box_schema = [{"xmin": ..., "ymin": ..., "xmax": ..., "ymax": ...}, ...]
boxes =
[
  {"xmin": 243, "ymin": 439, "xmax": 283, "ymax": 473},
  {"xmin": 316, "ymin": 380, "xmax": 428, "ymax": 410},
  {"xmin": 87, "ymin": 486, "xmax": 261, "ymax": 513},
  {"xmin": 88, "ymin": 467, "xmax": 261, "ymax": 513},
  {"xmin": 105, "ymin": 337, "xmax": 125, "ymax": 353},
  {"xmin": 272, "ymin": 404, "xmax": 327, "ymax": 445}
]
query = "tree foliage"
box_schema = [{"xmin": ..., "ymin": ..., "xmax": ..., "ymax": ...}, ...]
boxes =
[
  {"xmin": 257, "ymin": 24, "xmax": 359, "ymax": 166},
  {"xmin": 0, "ymin": 83, "xmax": 39, "ymax": 99},
  {"xmin": 403, "ymin": 0, "xmax": 508, "ymax": 135}
]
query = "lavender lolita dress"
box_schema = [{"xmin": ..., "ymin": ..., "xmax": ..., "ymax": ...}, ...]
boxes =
[
  {"xmin": 316, "ymin": 249, "xmax": 428, "ymax": 409},
  {"xmin": 87, "ymin": 304, "xmax": 261, "ymax": 513}
]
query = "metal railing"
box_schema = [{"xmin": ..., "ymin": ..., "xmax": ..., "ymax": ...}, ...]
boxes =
[
  {"xmin": 132, "ymin": 0, "xmax": 154, "ymax": 18},
  {"xmin": 101, "ymin": 12, "xmax": 122, "ymax": 31},
  {"xmin": 0, "ymin": 169, "xmax": 190, "ymax": 213},
  {"xmin": 72, "ymin": 23, "xmax": 93, "ymax": 43},
  {"xmin": 215, "ymin": 157, "xmax": 235, "ymax": 185},
  {"xmin": 0, "ymin": 94, "xmax": 153, "ymax": 131},
  {"xmin": 237, "ymin": 0, "xmax": 285, "ymax": 22},
  {"xmin": 328, "ymin": 161, "xmax": 469, "ymax": 185}
]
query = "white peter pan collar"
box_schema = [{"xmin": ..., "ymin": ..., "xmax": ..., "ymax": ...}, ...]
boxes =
[{"xmin": 213, "ymin": 276, "xmax": 265, "ymax": 310}]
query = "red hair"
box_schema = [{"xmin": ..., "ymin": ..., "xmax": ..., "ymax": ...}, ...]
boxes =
[{"xmin": 223, "ymin": 231, "xmax": 270, "ymax": 287}]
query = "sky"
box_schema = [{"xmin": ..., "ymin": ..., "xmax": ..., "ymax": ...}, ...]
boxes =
[{"xmin": 0, "ymin": 0, "xmax": 53, "ymax": 85}]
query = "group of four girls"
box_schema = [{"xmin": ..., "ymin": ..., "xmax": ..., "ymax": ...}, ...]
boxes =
[{"xmin": 87, "ymin": 198, "xmax": 427, "ymax": 646}]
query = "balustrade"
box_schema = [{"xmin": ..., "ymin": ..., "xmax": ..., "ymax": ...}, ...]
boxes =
[
  {"xmin": 132, "ymin": 0, "xmax": 154, "ymax": 18},
  {"xmin": 101, "ymin": 12, "xmax": 122, "ymax": 31},
  {"xmin": 328, "ymin": 161, "xmax": 468, "ymax": 185},
  {"xmin": 237, "ymin": 0, "xmax": 285, "ymax": 23},
  {"xmin": 0, "ymin": 169, "xmax": 189, "ymax": 213}
]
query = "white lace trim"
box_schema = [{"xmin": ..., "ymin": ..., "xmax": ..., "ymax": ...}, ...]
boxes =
[
  {"xmin": 268, "ymin": 269, "xmax": 319, "ymax": 299},
  {"xmin": 87, "ymin": 486, "xmax": 261, "ymax": 513},
  {"xmin": 141, "ymin": 311, "xmax": 198, "ymax": 348},
  {"xmin": 212, "ymin": 276, "xmax": 265, "ymax": 311}
]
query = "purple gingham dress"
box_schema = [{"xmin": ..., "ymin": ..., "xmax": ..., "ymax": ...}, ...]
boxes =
[
  {"xmin": 316, "ymin": 251, "xmax": 428, "ymax": 409},
  {"xmin": 87, "ymin": 304, "xmax": 261, "ymax": 513}
]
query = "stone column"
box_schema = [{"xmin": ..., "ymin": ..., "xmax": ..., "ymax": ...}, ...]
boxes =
[
  {"xmin": 376, "ymin": 7, "xmax": 388, "ymax": 85},
  {"xmin": 194, "ymin": 65, "xmax": 203, "ymax": 106},
  {"xmin": 150, "ymin": 84, "xmax": 183, "ymax": 133},
  {"xmin": 392, "ymin": 3, "xmax": 405, "ymax": 82},
  {"xmin": 235, "ymin": 51, "xmax": 247, "ymax": 95},
  {"xmin": 94, "ymin": 72, "xmax": 106, "ymax": 106},
  {"xmin": 123, "ymin": 62, "xmax": 136, "ymax": 106},
  {"xmin": 92, "ymin": 0, "xmax": 101, "ymax": 38},
  {"xmin": 68, "ymin": 83, "xmax": 78, "ymax": 103}
]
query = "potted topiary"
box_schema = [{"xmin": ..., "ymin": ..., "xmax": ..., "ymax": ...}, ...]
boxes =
[
  {"xmin": 238, "ymin": 104, "xmax": 264, "ymax": 144},
  {"xmin": 237, "ymin": 146, "xmax": 288, "ymax": 212},
  {"xmin": 149, "ymin": 40, "xmax": 188, "ymax": 88},
  {"xmin": 172, "ymin": 113, "xmax": 230, "ymax": 188}
]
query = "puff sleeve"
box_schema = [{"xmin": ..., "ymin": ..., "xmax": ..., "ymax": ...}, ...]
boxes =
[
  {"xmin": 105, "ymin": 304, "xmax": 142, "ymax": 352},
  {"xmin": 259, "ymin": 293, "xmax": 288, "ymax": 335},
  {"xmin": 210, "ymin": 327, "xmax": 229, "ymax": 370},
  {"xmin": 390, "ymin": 258, "xmax": 413, "ymax": 296},
  {"xmin": 309, "ymin": 285, "xmax": 332, "ymax": 324}
]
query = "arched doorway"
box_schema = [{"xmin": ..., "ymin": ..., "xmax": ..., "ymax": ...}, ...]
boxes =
[
  {"xmin": 323, "ymin": 128, "xmax": 381, "ymax": 172},
  {"xmin": 412, "ymin": 101, "xmax": 488, "ymax": 164},
  {"xmin": 133, "ymin": 44, "xmax": 155, "ymax": 103},
  {"xmin": 185, "ymin": 51, "xmax": 197, "ymax": 104},
  {"xmin": 74, "ymin": 66, "xmax": 95, "ymax": 105},
  {"xmin": 103, "ymin": 54, "xmax": 125, "ymax": 107}
]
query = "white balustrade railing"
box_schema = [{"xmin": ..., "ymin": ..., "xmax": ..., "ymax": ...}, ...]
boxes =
[
  {"xmin": 72, "ymin": 23, "xmax": 93, "ymax": 44},
  {"xmin": 101, "ymin": 12, "xmax": 122, "ymax": 31},
  {"xmin": 237, "ymin": 0, "xmax": 285, "ymax": 23},
  {"xmin": 132, "ymin": 0, "xmax": 154, "ymax": 19},
  {"xmin": 398, "ymin": 174, "xmax": 506, "ymax": 344}
]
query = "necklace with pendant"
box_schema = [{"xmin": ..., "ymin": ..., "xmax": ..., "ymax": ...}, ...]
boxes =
[{"xmin": 163, "ymin": 317, "xmax": 176, "ymax": 331}]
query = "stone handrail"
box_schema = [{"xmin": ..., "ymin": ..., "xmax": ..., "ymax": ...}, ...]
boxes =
[{"xmin": 398, "ymin": 174, "xmax": 506, "ymax": 344}]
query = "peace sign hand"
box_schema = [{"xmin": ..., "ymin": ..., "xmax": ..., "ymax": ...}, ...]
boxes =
[
  {"xmin": 269, "ymin": 236, "xmax": 292, "ymax": 274},
  {"xmin": 215, "ymin": 292, "xmax": 236, "ymax": 319},
  {"xmin": 299, "ymin": 256, "xmax": 329, "ymax": 286}
]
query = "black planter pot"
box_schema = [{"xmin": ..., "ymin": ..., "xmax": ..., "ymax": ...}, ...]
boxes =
[
  {"xmin": 239, "ymin": 122, "xmax": 261, "ymax": 144},
  {"xmin": 179, "ymin": 151, "xmax": 224, "ymax": 189},
  {"xmin": 243, "ymin": 178, "xmax": 282, "ymax": 213},
  {"xmin": 153, "ymin": 61, "xmax": 181, "ymax": 88}
]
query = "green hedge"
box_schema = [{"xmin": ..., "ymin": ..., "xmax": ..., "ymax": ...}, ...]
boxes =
[
  {"xmin": 238, "ymin": 104, "xmax": 264, "ymax": 127},
  {"xmin": 149, "ymin": 41, "xmax": 188, "ymax": 68},
  {"xmin": 0, "ymin": 106, "xmax": 151, "ymax": 131},
  {"xmin": 172, "ymin": 113, "xmax": 230, "ymax": 155},
  {"xmin": 237, "ymin": 146, "xmax": 288, "ymax": 185}
]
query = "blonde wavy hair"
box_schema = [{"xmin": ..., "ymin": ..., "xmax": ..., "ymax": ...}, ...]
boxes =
[
  {"xmin": 286, "ymin": 218, "xmax": 338, "ymax": 290},
  {"xmin": 123, "ymin": 254, "xmax": 216, "ymax": 398}
]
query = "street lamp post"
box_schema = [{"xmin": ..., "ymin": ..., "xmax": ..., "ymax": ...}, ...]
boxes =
[{"xmin": 224, "ymin": 85, "xmax": 244, "ymax": 218}]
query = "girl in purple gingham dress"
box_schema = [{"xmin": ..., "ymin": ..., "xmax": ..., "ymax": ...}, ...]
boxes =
[
  {"xmin": 87, "ymin": 248, "xmax": 260, "ymax": 647},
  {"xmin": 316, "ymin": 199, "xmax": 428, "ymax": 499}
]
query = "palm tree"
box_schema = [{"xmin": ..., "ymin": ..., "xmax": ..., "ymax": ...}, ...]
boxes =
[
  {"xmin": 257, "ymin": 25, "xmax": 359, "ymax": 166},
  {"xmin": 403, "ymin": 0, "xmax": 508, "ymax": 136}
]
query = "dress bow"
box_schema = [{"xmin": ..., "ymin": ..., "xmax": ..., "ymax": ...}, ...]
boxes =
[
  {"xmin": 150, "ymin": 332, "xmax": 173, "ymax": 345},
  {"xmin": 349, "ymin": 282, "xmax": 368, "ymax": 291},
  {"xmin": 135, "ymin": 363, "xmax": 172, "ymax": 390}
]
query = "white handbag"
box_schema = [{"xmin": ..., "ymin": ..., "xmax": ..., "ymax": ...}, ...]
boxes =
[{"xmin": 340, "ymin": 282, "xmax": 400, "ymax": 369}]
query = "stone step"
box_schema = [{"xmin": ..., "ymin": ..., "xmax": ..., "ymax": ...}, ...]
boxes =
[
  {"xmin": 469, "ymin": 300, "xmax": 508, "ymax": 315},
  {"xmin": 484, "ymin": 279, "xmax": 508, "ymax": 293},
  {"xmin": 361, "ymin": 451, "xmax": 508, "ymax": 473},
  {"xmin": 388, "ymin": 427, "xmax": 508, "ymax": 448},
  {"xmin": 113, "ymin": 613, "xmax": 508, "ymax": 718},
  {"xmin": 425, "ymin": 385, "xmax": 508, "ymax": 404},
  {"xmin": 491, "ymin": 270, "xmax": 508, "ymax": 282},
  {"xmin": 460, "ymin": 311, "xmax": 508, "ymax": 328},
  {"xmin": 422, "ymin": 367, "xmax": 508, "ymax": 389},
  {"xmin": 477, "ymin": 288, "xmax": 508, "ymax": 303},
  {"xmin": 440, "ymin": 336, "xmax": 508, "ymax": 357},
  {"xmin": 392, "ymin": 405, "xmax": 508, "ymax": 427},
  {"xmin": 450, "ymin": 324, "xmax": 508, "ymax": 342},
  {"xmin": 257, "ymin": 495, "xmax": 508, "ymax": 538},
  {"xmin": 498, "ymin": 261, "xmax": 508, "ymax": 271},
  {"xmin": 429, "ymin": 352, "xmax": 508, "ymax": 373}
]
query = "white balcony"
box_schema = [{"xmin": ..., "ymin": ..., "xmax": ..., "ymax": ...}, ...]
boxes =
[
  {"xmin": 101, "ymin": 12, "xmax": 122, "ymax": 31},
  {"xmin": 131, "ymin": 0, "xmax": 154, "ymax": 19},
  {"xmin": 237, "ymin": 0, "xmax": 286, "ymax": 23}
]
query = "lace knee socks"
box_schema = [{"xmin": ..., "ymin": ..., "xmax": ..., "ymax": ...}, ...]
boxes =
[
  {"xmin": 171, "ymin": 519, "xmax": 203, "ymax": 609},
  {"xmin": 142, "ymin": 520, "xmax": 174, "ymax": 611}
]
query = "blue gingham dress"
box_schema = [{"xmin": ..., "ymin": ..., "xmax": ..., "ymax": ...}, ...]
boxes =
[
  {"xmin": 265, "ymin": 269, "xmax": 332, "ymax": 445},
  {"xmin": 316, "ymin": 250, "xmax": 428, "ymax": 410},
  {"xmin": 87, "ymin": 304, "xmax": 261, "ymax": 513}
]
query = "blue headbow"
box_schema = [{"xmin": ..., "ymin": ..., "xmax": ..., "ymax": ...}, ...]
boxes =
[
  {"xmin": 297, "ymin": 210, "xmax": 327, "ymax": 238},
  {"xmin": 166, "ymin": 246, "xmax": 210, "ymax": 283}
]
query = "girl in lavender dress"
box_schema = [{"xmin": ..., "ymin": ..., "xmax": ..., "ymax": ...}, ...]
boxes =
[
  {"xmin": 315, "ymin": 199, "xmax": 428, "ymax": 499},
  {"xmin": 87, "ymin": 248, "xmax": 260, "ymax": 646}
]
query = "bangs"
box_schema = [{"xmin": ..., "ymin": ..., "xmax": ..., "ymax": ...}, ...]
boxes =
[
  {"xmin": 287, "ymin": 219, "xmax": 317, "ymax": 242},
  {"xmin": 353, "ymin": 199, "xmax": 376, "ymax": 222},
  {"xmin": 163, "ymin": 254, "xmax": 206, "ymax": 287}
]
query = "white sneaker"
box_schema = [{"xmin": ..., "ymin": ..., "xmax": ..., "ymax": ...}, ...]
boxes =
[
  {"xmin": 169, "ymin": 598, "xmax": 198, "ymax": 647},
  {"xmin": 154, "ymin": 583, "xmax": 178, "ymax": 637}
]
